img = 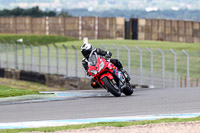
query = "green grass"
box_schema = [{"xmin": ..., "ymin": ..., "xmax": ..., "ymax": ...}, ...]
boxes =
[
  {"xmin": 0, "ymin": 34, "xmax": 77, "ymax": 45},
  {"xmin": 0, "ymin": 84, "xmax": 39, "ymax": 98},
  {"xmin": 0, "ymin": 77, "xmax": 65, "ymax": 98},
  {"xmin": 0, "ymin": 78, "xmax": 65, "ymax": 92},
  {"xmin": 56, "ymin": 39, "xmax": 200, "ymax": 51},
  {"xmin": 1, "ymin": 116, "xmax": 200, "ymax": 133}
]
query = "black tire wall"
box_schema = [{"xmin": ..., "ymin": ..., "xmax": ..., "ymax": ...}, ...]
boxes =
[
  {"xmin": 20, "ymin": 71, "xmax": 46, "ymax": 84},
  {"xmin": 0, "ymin": 68, "xmax": 5, "ymax": 77}
]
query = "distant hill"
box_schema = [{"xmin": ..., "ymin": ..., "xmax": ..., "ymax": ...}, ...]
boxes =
[{"xmin": 66, "ymin": 9, "xmax": 200, "ymax": 21}]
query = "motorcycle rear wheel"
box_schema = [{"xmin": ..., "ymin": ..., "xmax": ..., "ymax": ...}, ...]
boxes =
[
  {"xmin": 123, "ymin": 82, "xmax": 133, "ymax": 96},
  {"xmin": 123, "ymin": 86, "xmax": 133, "ymax": 96},
  {"xmin": 102, "ymin": 77, "xmax": 121, "ymax": 97}
]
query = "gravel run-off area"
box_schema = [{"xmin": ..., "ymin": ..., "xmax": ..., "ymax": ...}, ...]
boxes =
[{"xmin": 24, "ymin": 121, "xmax": 200, "ymax": 133}]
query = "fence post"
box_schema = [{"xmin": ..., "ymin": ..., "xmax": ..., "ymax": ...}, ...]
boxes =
[
  {"xmin": 146, "ymin": 47, "xmax": 154, "ymax": 86},
  {"xmin": 136, "ymin": 46, "xmax": 143, "ymax": 85},
  {"xmin": 28, "ymin": 42, "xmax": 34, "ymax": 72},
  {"xmin": 72, "ymin": 45, "xmax": 78, "ymax": 77},
  {"xmin": 36, "ymin": 42, "xmax": 41, "ymax": 73},
  {"xmin": 53, "ymin": 43, "xmax": 59, "ymax": 74},
  {"xmin": 3, "ymin": 39, "xmax": 9, "ymax": 68},
  {"xmin": 158, "ymin": 48, "xmax": 165, "ymax": 88},
  {"xmin": 170, "ymin": 48, "xmax": 177, "ymax": 88},
  {"xmin": 101, "ymin": 43, "xmax": 107, "ymax": 50},
  {"xmin": 22, "ymin": 43, "xmax": 25, "ymax": 70},
  {"xmin": 182, "ymin": 49, "xmax": 190, "ymax": 88},
  {"xmin": 63, "ymin": 44, "xmax": 68, "ymax": 77},
  {"xmin": 178, "ymin": 74, "xmax": 181, "ymax": 88},
  {"xmin": 112, "ymin": 44, "xmax": 119, "ymax": 60},
  {"xmin": 11, "ymin": 40, "xmax": 18, "ymax": 70},
  {"xmin": 6, "ymin": 41, "xmax": 9, "ymax": 68},
  {"xmin": 123, "ymin": 45, "xmax": 131, "ymax": 75},
  {"xmin": 15, "ymin": 41, "xmax": 18, "ymax": 69},
  {"xmin": 169, "ymin": 72, "xmax": 172, "ymax": 88},
  {"xmin": 45, "ymin": 44, "xmax": 50, "ymax": 74}
]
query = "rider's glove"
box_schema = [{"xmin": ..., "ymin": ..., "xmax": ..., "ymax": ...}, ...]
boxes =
[{"xmin": 105, "ymin": 54, "xmax": 111, "ymax": 60}]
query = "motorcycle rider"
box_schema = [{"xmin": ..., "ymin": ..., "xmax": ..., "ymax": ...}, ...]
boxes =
[{"xmin": 81, "ymin": 43, "xmax": 130, "ymax": 88}]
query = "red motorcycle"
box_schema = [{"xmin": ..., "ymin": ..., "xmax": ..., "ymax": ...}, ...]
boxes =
[{"xmin": 88, "ymin": 54, "xmax": 133, "ymax": 97}]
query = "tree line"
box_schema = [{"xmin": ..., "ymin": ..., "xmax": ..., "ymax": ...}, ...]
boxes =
[{"xmin": 0, "ymin": 6, "xmax": 71, "ymax": 17}]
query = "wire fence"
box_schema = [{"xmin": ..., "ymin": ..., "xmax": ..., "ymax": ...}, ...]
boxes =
[{"xmin": 0, "ymin": 41, "xmax": 199, "ymax": 89}]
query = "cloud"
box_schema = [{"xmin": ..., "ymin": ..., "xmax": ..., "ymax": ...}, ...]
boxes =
[
  {"xmin": 145, "ymin": 7, "xmax": 158, "ymax": 12},
  {"xmin": 172, "ymin": 6, "xmax": 179, "ymax": 11},
  {"xmin": 3, "ymin": 0, "xmax": 200, "ymax": 10}
]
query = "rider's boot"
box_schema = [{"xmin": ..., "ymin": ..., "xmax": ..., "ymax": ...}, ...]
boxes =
[{"xmin": 120, "ymin": 68, "xmax": 131, "ymax": 82}]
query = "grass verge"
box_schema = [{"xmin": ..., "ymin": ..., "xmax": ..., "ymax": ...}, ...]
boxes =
[
  {"xmin": 1, "ymin": 116, "xmax": 200, "ymax": 133},
  {"xmin": 57, "ymin": 39, "xmax": 200, "ymax": 51},
  {"xmin": 0, "ymin": 78, "xmax": 64, "ymax": 92},
  {"xmin": 0, "ymin": 84, "xmax": 39, "ymax": 98},
  {"xmin": 0, "ymin": 78, "xmax": 65, "ymax": 98}
]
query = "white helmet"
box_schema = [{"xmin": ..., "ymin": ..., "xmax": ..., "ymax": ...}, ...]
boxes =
[{"xmin": 81, "ymin": 43, "xmax": 93, "ymax": 58}]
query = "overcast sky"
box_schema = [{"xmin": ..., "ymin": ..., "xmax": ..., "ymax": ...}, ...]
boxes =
[{"xmin": 0, "ymin": 0, "xmax": 200, "ymax": 11}]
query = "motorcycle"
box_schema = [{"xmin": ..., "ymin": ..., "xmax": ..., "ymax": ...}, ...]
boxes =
[{"xmin": 88, "ymin": 53, "xmax": 133, "ymax": 97}]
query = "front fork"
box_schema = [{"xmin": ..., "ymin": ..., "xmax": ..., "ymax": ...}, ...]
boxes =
[{"xmin": 112, "ymin": 68, "xmax": 127, "ymax": 91}]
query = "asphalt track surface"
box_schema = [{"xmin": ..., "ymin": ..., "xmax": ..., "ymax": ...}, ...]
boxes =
[{"xmin": 0, "ymin": 87, "xmax": 200, "ymax": 123}]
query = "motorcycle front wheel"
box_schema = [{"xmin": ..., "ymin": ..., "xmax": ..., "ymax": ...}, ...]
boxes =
[{"xmin": 102, "ymin": 77, "xmax": 121, "ymax": 97}]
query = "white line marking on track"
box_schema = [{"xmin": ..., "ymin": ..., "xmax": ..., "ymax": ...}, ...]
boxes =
[{"xmin": 0, "ymin": 113, "xmax": 200, "ymax": 130}]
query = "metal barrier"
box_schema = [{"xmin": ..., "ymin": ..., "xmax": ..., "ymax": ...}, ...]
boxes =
[{"xmin": 62, "ymin": 44, "xmax": 68, "ymax": 76}]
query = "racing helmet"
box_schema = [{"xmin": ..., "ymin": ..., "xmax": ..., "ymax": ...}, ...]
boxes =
[{"xmin": 81, "ymin": 43, "xmax": 93, "ymax": 58}]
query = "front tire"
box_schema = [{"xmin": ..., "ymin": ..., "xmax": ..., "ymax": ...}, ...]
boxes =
[{"xmin": 102, "ymin": 77, "xmax": 121, "ymax": 97}]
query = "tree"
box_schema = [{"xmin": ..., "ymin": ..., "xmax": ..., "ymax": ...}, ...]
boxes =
[
  {"xmin": 58, "ymin": 10, "xmax": 72, "ymax": 17},
  {"xmin": 46, "ymin": 11, "xmax": 56, "ymax": 16},
  {"xmin": 0, "ymin": 6, "xmax": 58, "ymax": 17},
  {"xmin": 10, "ymin": 7, "xmax": 24, "ymax": 16}
]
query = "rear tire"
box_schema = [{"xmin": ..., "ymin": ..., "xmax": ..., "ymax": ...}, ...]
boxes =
[
  {"xmin": 123, "ymin": 86, "xmax": 133, "ymax": 96},
  {"xmin": 123, "ymin": 82, "xmax": 133, "ymax": 96},
  {"xmin": 102, "ymin": 77, "xmax": 121, "ymax": 97}
]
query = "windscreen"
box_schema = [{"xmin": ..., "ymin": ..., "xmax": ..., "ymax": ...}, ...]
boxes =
[{"xmin": 88, "ymin": 52, "xmax": 101, "ymax": 66}]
